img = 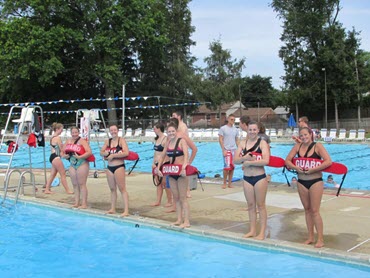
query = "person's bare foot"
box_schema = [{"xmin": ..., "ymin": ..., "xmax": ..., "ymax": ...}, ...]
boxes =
[
  {"xmin": 78, "ymin": 205, "xmax": 87, "ymax": 209},
  {"xmin": 222, "ymin": 184, "xmax": 227, "ymax": 189},
  {"xmin": 172, "ymin": 221, "xmax": 181, "ymax": 226},
  {"xmin": 180, "ymin": 222, "xmax": 191, "ymax": 228},
  {"xmin": 165, "ymin": 208, "xmax": 176, "ymax": 213},
  {"xmin": 228, "ymin": 185, "xmax": 234, "ymax": 188},
  {"xmin": 150, "ymin": 202, "xmax": 161, "ymax": 207},
  {"xmin": 106, "ymin": 209, "xmax": 116, "ymax": 214},
  {"xmin": 164, "ymin": 203, "xmax": 173, "ymax": 207},
  {"xmin": 314, "ymin": 240, "xmax": 324, "ymax": 248},
  {"xmin": 43, "ymin": 190, "xmax": 54, "ymax": 194},
  {"xmin": 121, "ymin": 212, "xmax": 129, "ymax": 217},
  {"xmin": 243, "ymin": 232, "xmax": 256, "ymax": 238},
  {"xmin": 303, "ymin": 239, "xmax": 314, "ymax": 245},
  {"xmin": 66, "ymin": 191, "xmax": 74, "ymax": 194},
  {"xmin": 72, "ymin": 204, "xmax": 79, "ymax": 208},
  {"xmin": 254, "ymin": 234, "xmax": 265, "ymax": 240},
  {"xmin": 186, "ymin": 193, "xmax": 192, "ymax": 198}
]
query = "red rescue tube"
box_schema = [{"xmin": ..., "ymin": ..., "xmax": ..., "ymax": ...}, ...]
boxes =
[
  {"xmin": 65, "ymin": 143, "xmax": 95, "ymax": 162},
  {"xmin": 153, "ymin": 164, "xmax": 199, "ymax": 176},
  {"xmin": 291, "ymin": 157, "xmax": 348, "ymax": 174},
  {"xmin": 250, "ymin": 152, "xmax": 285, "ymax": 168},
  {"xmin": 124, "ymin": 151, "xmax": 139, "ymax": 161}
]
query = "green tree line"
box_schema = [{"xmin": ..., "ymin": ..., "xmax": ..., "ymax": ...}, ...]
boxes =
[{"xmin": 0, "ymin": 0, "xmax": 369, "ymax": 127}]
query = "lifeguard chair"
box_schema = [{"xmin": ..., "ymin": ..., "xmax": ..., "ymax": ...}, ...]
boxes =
[
  {"xmin": 75, "ymin": 109, "xmax": 109, "ymax": 177},
  {"xmin": 0, "ymin": 105, "xmax": 47, "ymax": 204},
  {"xmin": 75, "ymin": 109, "xmax": 108, "ymax": 141}
]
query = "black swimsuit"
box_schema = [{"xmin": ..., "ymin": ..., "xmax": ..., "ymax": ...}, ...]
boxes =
[
  {"xmin": 297, "ymin": 143, "xmax": 323, "ymax": 189},
  {"xmin": 107, "ymin": 138, "xmax": 125, "ymax": 174},
  {"xmin": 49, "ymin": 137, "xmax": 61, "ymax": 163},
  {"xmin": 153, "ymin": 137, "xmax": 165, "ymax": 152},
  {"xmin": 243, "ymin": 139, "xmax": 266, "ymax": 186},
  {"xmin": 166, "ymin": 138, "xmax": 184, "ymax": 180}
]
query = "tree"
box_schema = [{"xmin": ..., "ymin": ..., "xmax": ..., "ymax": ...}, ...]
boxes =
[
  {"xmin": 198, "ymin": 39, "xmax": 245, "ymax": 124},
  {"xmin": 0, "ymin": 0, "xmax": 170, "ymax": 125},
  {"xmin": 240, "ymin": 75, "xmax": 275, "ymax": 108},
  {"xmin": 271, "ymin": 0, "xmax": 362, "ymax": 125}
]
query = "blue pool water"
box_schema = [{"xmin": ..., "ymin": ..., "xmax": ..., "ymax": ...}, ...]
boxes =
[
  {"xmin": 1, "ymin": 202, "xmax": 369, "ymax": 277},
  {"xmin": 3, "ymin": 142, "xmax": 370, "ymax": 190}
]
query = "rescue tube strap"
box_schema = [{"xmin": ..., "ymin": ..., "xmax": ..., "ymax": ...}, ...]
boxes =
[{"xmin": 250, "ymin": 152, "xmax": 285, "ymax": 168}]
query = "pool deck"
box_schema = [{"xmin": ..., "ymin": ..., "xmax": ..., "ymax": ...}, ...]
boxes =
[{"xmin": 3, "ymin": 170, "xmax": 370, "ymax": 267}]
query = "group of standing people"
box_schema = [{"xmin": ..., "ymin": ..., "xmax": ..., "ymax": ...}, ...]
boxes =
[
  {"xmin": 44, "ymin": 112, "xmax": 332, "ymax": 247},
  {"xmin": 220, "ymin": 114, "xmax": 331, "ymax": 248},
  {"xmin": 44, "ymin": 124, "xmax": 91, "ymax": 209},
  {"xmin": 45, "ymin": 123, "xmax": 129, "ymax": 216}
]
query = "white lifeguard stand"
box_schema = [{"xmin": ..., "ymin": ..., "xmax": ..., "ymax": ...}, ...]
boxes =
[
  {"xmin": 75, "ymin": 109, "xmax": 109, "ymax": 141},
  {"xmin": 0, "ymin": 105, "xmax": 47, "ymax": 204},
  {"xmin": 75, "ymin": 109, "xmax": 109, "ymax": 177}
]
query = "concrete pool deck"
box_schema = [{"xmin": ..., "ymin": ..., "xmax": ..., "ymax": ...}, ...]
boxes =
[{"xmin": 3, "ymin": 170, "xmax": 370, "ymax": 267}]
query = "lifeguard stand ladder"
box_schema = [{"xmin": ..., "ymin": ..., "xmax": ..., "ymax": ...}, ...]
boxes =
[
  {"xmin": 0, "ymin": 105, "xmax": 47, "ymax": 204},
  {"xmin": 76, "ymin": 109, "xmax": 109, "ymax": 176},
  {"xmin": 75, "ymin": 109, "xmax": 109, "ymax": 141}
]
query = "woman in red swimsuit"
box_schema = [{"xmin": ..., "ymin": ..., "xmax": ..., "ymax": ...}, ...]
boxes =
[{"xmin": 285, "ymin": 127, "xmax": 332, "ymax": 248}]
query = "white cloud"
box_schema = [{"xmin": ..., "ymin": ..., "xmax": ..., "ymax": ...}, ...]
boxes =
[{"xmin": 189, "ymin": 0, "xmax": 370, "ymax": 88}]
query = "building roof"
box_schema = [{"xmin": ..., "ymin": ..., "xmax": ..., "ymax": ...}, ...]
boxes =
[
  {"xmin": 193, "ymin": 102, "xmax": 276, "ymax": 120},
  {"xmin": 274, "ymin": 106, "xmax": 290, "ymax": 115},
  {"xmin": 195, "ymin": 101, "xmax": 245, "ymax": 114}
]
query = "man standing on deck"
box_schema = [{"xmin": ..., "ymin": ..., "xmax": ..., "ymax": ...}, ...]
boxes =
[
  {"xmin": 218, "ymin": 114, "xmax": 240, "ymax": 189},
  {"xmin": 293, "ymin": 116, "xmax": 315, "ymax": 143},
  {"xmin": 172, "ymin": 111, "xmax": 189, "ymax": 136}
]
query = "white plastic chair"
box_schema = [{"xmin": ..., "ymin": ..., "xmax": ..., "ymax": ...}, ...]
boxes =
[
  {"xmin": 356, "ymin": 129, "xmax": 365, "ymax": 141},
  {"xmin": 203, "ymin": 128, "xmax": 213, "ymax": 139},
  {"xmin": 270, "ymin": 128, "xmax": 277, "ymax": 139},
  {"xmin": 320, "ymin": 128, "xmax": 328, "ymax": 139},
  {"xmin": 347, "ymin": 130, "xmax": 357, "ymax": 141},
  {"xmin": 134, "ymin": 128, "xmax": 142, "ymax": 137},
  {"xmin": 144, "ymin": 129, "xmax": 156, "ymax": 138},
  {"xmin": 192, "ymin": 129, "xmax": 202, "ymax": 139},
  {"xmin": 125, "ymin": 128, "xmax": 132, "ymax": 137},
  {"xmin": 12, "ymin": 107, "xmax": 34, "ymax": 124},
  {"xmin": 338, "ymin": 129, "xmax": 346, "ymax": 141},
  {"xmin": 329, "ymin": 128, "xmax": 337, "ymax": 139}
]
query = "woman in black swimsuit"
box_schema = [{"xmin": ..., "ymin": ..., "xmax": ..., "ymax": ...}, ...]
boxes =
[
  {"xmin": 234, "ymin": 121, "xmax": 270, "ymax": 240},
  {"xmin": 156, "ymin": 122, "xmax": 190, "ymax": 228},
  {"xmin": 100, "ymin": 125, "xmax": 130, "ymax": 216},
  {"xmin": 44, "ymin": 122, "xmax": 73, "ymax": 194},
  {"xmin": 285, "ymin": 127, "xmax": 332, "ymax": 248},
  {"xmin": 151, "ymin": 122, "xmax": 172, "ymax": 207}
]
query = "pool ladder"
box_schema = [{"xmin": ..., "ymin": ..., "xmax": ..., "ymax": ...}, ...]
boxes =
[{"xmin": 1, "ymin": 169, "xmax": 37, "ymax": 205}]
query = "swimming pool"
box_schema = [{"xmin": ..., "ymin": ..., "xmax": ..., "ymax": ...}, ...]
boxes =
[
  {"xmin": 1, "ymin": 201, "xmax": 369, "ymax": 277},
  {"xmin": 3, "ymin": 141, "xmax": 370, "ymax": 190}
]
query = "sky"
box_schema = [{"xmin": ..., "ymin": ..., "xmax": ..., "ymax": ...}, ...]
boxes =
[{"xmin": 189, "ymin": 0, "xmax": 370, "ymax": 89}]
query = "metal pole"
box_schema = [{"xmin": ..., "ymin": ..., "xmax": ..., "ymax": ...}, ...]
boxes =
[
  {"xmin": 322, "ymin": 68, "xmax": 327, "ymax": 128},
  {"xmin": 239, "ymin": 84, "xmax": 242, "ymax": 118},
  {"xmin": 355, "ymin": 58, "xmax": 361, "ymax": 125},
  {"xmin": 122, "ymin": 85, "xmax": 125, "ymax": 131},
  {"xmin": 157, "ymin": 96, "xmax": 161, "ymax": 120}
]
